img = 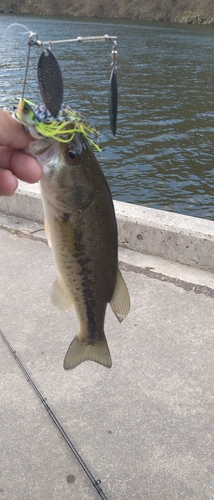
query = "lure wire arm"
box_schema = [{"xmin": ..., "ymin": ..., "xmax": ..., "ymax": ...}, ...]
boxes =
[
  {"xmin": 22, "ymin": 32, "xmax": 45, "ymax": 99},
  {"xmin": 21, "ymin": 40, "xmax": 31, "ymax": 99},
  {"xmin": 41, "ymin": 34, "xmax": 117, "ymax": 45}
]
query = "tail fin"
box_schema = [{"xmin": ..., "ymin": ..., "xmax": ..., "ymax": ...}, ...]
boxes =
[{"xmin": 64, "ymin": 334, "xmax": 112, "ymax": 370}]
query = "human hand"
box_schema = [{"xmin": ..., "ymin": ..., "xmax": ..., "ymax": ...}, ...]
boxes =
[{"xmin": 0, "ymin": 110, "xmax": 42, "ymax": 196}]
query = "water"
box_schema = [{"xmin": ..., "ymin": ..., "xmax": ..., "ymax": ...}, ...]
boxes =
[{"xmin": 1, "ymin": 15, "xmax": 214, "ymax": 220}]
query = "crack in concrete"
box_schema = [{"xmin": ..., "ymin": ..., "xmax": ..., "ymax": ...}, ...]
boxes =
[
  {"xmin": 119, "ymin": 261, "xmax": 214, "ymax": 299},
  {"xmin": 1, "ymin": 220, "xmax": 214, "ymax": 299}
]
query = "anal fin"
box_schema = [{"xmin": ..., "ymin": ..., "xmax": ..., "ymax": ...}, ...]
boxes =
[
  {"xmin": 110, "ymin": 268, "xmax": 130, "ymax": 322},
  {"xmin": 51, "ymin": 276, "xmax": 73, "ymax": 311}
]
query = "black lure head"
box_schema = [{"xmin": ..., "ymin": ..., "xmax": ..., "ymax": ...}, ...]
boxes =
[{"xmin": 37, "ymin": 48, "xmax": 64, "ymax": 117}]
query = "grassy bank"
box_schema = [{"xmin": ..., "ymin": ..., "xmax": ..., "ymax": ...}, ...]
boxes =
[{"xmin": 1, "ymin": 0, "xmax": 214, "ymax": 24}]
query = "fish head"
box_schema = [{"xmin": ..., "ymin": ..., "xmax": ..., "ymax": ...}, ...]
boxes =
[
  {"xmin": 27, "ymin": 132, "xmax": 96, "ymax": 213},
  {"xmin": 27, "ymin": 132, "xmax": 86, "ymax": 181}
]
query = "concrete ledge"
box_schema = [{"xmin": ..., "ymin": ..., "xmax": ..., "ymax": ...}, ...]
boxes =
[
  {"xmin": 115, "ymin": 200, "xmax": 214, "ymax": 272},
  {"xmin": 0, "ymin": 182, "xmax": 214, "ymax": 272},
  {"xmin": 0, "ymin": 187, "xmax": 44, "ymax": 224}
]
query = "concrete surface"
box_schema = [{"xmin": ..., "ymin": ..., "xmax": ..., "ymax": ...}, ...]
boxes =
[
  {"xmin": 0, "ymin": 219, "xmax": 214, "ymax": 500},
  {"xmin": 0, "ymin": 181, "xmax": 214, "ymax": 271}
]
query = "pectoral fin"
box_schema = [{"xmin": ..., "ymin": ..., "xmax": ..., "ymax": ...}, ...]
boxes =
[
  {"xmin": 64, "ymin": 334, "xmax": 112, "ymax": 370},
  {"xmin": 110, "ymin": 268, "xmax": 130, "ymax": 322},
  {"xmin": 51, "ymin": 276, "xmax": 73, "ymax": 311},
  {"xmin": 44, "ymin": 218, "xmax": 52, "ymax": 248}
]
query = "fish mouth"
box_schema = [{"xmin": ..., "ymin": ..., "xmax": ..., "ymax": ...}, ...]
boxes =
[{"xmin": 25, "ymin": 138, "xmax": 60, "ymax": 165}]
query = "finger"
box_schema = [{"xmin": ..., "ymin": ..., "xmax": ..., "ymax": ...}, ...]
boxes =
[
  {"xmin": 0, "ymin": 146, "xmax": 13, "ymax": 169},
  {"xmin": 0, "ymin": 147, "xmax": 42, "ymax": 183},
  {"xmin": 10, "ymin": 150, "xmax": 42, "ymax": 184},
  {"xmin": 0, "ymin": 110, "xmax": 32, "ymax": 149},
  {"xmin": 0, "ymin": 169, "xmax": 18, "ymax": 196}
]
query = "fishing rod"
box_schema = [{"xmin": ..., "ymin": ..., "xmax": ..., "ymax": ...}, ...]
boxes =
[{"xmin": 0, "ymin": 328, "xmax": 109, "ymax": 500}]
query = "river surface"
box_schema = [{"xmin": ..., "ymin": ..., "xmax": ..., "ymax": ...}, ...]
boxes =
[{"xmin": 1, "ymin": 15, "xmax": 214, "ymax": 220}]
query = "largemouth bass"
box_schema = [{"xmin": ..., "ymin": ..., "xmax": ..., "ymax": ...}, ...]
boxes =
[{"xmin": 25, "ymin": 122, "xmax": 130, "ymax": 370}]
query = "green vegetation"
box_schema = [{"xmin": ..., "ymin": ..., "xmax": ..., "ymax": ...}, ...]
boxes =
[{"xmin": 0, "ymin": 0, "xmax": 214, "ymax": 24}]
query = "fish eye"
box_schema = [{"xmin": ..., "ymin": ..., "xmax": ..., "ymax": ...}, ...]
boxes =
[
  {"xmin": 67, "ymin": 149, "xmax": 80, "ymax": 163},
  {"xmin": 23, "ymin": 103, "xmax": 30, "ymax": 113}
]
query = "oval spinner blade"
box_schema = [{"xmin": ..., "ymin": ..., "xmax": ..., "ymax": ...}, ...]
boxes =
[
  {"xmin": 109, "ymin": 67, "xmax": 117, "ymax": 136},
  {"xmin": 38, "ymin": 49, "xmax": 63, "ymax": 117}
]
